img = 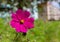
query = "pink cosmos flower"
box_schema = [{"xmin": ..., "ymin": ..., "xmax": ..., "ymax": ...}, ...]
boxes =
[{"xmin": 10, "ymin": 9, "xmax": 34, "ymax": 33}]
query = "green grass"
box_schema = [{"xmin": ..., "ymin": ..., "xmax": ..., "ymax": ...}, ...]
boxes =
[{"xmin": 0, "ymin": 18, "xmax": 60, "ymax": 42}]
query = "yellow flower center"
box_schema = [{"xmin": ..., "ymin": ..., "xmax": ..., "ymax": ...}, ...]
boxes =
[{"xmin": 20, "ymin": 20, "xmax": 24, "ymax": 24}]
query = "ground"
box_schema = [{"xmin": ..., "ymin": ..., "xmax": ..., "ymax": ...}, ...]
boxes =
[{"xmin": 0, "ymin": 18, "xmax": 60, "ymax": 42}]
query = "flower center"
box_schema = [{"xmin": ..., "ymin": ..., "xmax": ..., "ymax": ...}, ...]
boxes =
[{"xmin": 20, "ymin": 20, "xmax": 24, "ymax": 24}]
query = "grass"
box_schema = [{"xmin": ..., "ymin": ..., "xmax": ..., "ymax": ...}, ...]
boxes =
[{"xmin": 0, "ymin": 18, "xmax": 60, "ymax": 42}]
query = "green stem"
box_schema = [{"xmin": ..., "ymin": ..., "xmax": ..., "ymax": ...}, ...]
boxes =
[{"xmin": 13, "ymin": 32, "xmax": 22, "ymax": 42}]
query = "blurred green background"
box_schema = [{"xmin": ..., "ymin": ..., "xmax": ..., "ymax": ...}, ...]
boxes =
[
  {"xmin": 0, "ymin": 0, "xmax": 60, "ymax": 42},
  {"xmin": 0, "ymin": 18, "xmax": 60, "ymax": 42}
]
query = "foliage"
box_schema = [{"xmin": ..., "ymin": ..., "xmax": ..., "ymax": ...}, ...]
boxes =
[{"xmin": 0, "ymin": 18, "xmax": 60, "ymax": 42}]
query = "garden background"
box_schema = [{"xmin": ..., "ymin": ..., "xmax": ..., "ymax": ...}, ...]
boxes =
[{"xmin": 0, "ymin": 0, "xmax": 60, "ymax": 42}]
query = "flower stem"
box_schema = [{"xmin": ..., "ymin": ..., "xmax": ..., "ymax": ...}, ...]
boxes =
[{"xmin": 13, "ymin": 32, "xmax": 22, "ymax": 42}]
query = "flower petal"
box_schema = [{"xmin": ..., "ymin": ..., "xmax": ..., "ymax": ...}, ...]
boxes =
[
  {"xmin": 10, "ymin": 20, "xmax": 20, "ymax": 28},
  {"xmin": 16, "ymin": 9, "xmax": 23, "ymax": 14},
  {"xmin": 15, "ymin": 25, "xmax": 28, "ymax": 33},
  {"xmin": 16, "ymin": 9, "xmax": 30, "ymax": 19},
  {"xmin": 16, "ymin": 9, "xmax": 25, "ymax": 19},
  {"xmin": 24, "ymin": 22, "xmax": 34, "ymax": 29},
  {"xmin": 24, "ymin": 10, "xmax": 30, "ymax": 18},
  {"xmin": 10, "ymin": 20, "xmax": 27, "ymax": 33},
  {"xmin": 11, "ymin": 13, "xmax": 19, "ymax": 21},
  {"xmin": 26, "ymin": 17, "xmax": 34, "ymax": 23}
]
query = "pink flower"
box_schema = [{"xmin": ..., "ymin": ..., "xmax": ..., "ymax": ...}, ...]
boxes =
[{"xmin": 10, "ymin": 9, "xmax": 34, "ymax": 33}]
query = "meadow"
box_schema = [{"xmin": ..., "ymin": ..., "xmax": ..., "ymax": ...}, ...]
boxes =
[{"xmin": 0, "ymin": 18, "xmax": 60, "ymax": 42}]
